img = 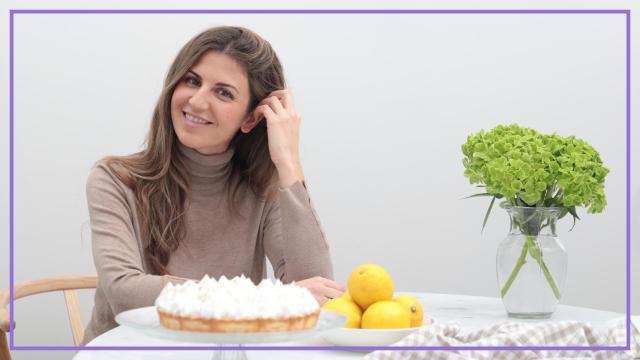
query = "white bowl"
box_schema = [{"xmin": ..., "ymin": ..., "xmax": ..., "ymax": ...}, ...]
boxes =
[{"xmin": 321, "ymin": 318, "xmax": 434, "ymax": 347}]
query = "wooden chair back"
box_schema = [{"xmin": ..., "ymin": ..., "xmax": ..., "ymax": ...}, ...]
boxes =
[{"xmin": 0, "ymin": 275, "xmax": 97, "ymax": 360}]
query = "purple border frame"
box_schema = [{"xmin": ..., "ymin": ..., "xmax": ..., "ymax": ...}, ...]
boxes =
[{"xmin": 8, "ymin": 8, "xmax": 631, "ymax": 353}]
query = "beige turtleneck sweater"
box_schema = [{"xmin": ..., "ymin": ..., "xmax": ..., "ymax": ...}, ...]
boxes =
[{"xmin": 81, "ymin": 144, "xmax": 334, "ymax": 345}]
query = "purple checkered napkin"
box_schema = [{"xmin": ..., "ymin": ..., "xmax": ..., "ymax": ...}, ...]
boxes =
[{"xmin": 366, "ymin": 317, "xmax": 640, "ymax": 360}]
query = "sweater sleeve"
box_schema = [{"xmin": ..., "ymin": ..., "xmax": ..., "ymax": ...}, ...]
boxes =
[
  {"xmin": 87, "ymin": 164, "xmax": 189, "ymax": 316},
  {"xmin": 263, "ymin": 181, "xmax": 334, "ymax": 283}
]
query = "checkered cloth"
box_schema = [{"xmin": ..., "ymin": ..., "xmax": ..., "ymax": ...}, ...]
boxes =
[{"xmin": 365, "ymin": 318, "xmax": 640, "ymax": 360}]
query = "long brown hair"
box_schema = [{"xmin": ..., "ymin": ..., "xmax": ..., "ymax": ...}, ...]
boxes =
[{"xmin": 104, "ymin": 26, "xmax": 285, "ymax": 274}]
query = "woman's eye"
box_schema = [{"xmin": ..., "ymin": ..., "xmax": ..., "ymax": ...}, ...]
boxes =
[
  {"xmin": 184, "ymin": 77, "xmax": 200, "ymax": 87},
  {"xmin": 217, "ymin": 88, "xmax": 234, "ymax": 100}
]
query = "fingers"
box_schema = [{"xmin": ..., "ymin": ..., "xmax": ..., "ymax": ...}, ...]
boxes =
[
  {"xmin": 313, "ymin": 286, "xmax": 343, "ymax": 306},
  {"xmin": 315, "ymin": 294, "xmax": 329, "ymax": 306},
  {"xmin": 252, "ymin": 99, "xmax": 281, "ymax": 125},
  {"xmin": 271, "ymin": 89, "xmax": 295, "ymax": 113},
  {"xmin": 252, "ymin": 99, "xmax": 298, "ymax": 128},
  {"xmin": 315, "ymin": 277, "xmax": 346, "ymax": 292},
  {"xmin": 296, "ymin": 276, "xmax": 348, "ymax": 305},
  {"xmin": 252, "ymin": 103, "xmax": 276, "ymax": 124},
  {"xmin": 323, "ymin": 286, "xmax": 344, "ymax": 300},
  {"xmin": 260, "ymin": 95, "xmax": 286, "ymax": 114},
  {"xmin": 255, "ymin": 89, "xmax": 296, "ymax": 116}
]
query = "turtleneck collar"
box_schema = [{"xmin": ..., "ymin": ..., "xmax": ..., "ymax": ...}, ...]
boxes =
[{"xmin": 177, "ymin": 142, "xmax": 234, "ymax": 181}]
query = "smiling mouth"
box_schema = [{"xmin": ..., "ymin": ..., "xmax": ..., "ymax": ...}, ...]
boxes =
[{"xmin": 183, "ymin": 112, "xmax": 213, "ymax": 125}]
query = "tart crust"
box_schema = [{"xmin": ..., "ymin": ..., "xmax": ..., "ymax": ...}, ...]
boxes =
[{"xmin": 157, "ymin": 308, "xmax": 320, "ymax": 333}]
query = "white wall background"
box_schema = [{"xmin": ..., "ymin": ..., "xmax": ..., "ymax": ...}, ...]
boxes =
[{"xmin": 0, "ymin": 0, "xmax": 637, "ymax": 359}]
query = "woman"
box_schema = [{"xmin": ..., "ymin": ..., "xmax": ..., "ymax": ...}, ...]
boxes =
[{"xmin": 82, "ymin": 26, "xmax": 343, "ymax": 345}]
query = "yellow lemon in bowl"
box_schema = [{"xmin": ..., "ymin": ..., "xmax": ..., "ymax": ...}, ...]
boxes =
[
  {"xmin": 392, "ymin": 294, "xmax": 424, "ymax": 327},
  {"xmin": 340, "ymin": 291, "xmax": 352, "ymax": 301},
  {"xmin": 322, "ymin": 297, "xmax": 362, "ymax": 328},
  {"xmin": 361, "ymin": 301, "xmax": 411, "ymax": 329},
  {"xmin": 348, "ymin": 264, "xmax": 394, "ymax": 310}
]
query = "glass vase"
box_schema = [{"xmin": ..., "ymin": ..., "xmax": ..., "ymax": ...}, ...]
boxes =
[{"xmin": 496, "ymin": 205, "xmax": 568, "ymax": 319}]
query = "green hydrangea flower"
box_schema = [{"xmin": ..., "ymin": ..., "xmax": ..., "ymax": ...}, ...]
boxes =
[
  {"xmin": 462, "ymin": 124, "xmax": 608, "ymax": 229},
  {"xmin": 462, "ymin": 124, "xmax": 608, "ymax": 300}
]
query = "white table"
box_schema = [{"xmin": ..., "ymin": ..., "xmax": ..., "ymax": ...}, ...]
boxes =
[{"xmin": 74, "ymin": 292, "xmax": 624, "ymax": 360}]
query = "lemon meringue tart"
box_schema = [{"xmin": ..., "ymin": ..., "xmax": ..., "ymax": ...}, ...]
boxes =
[{"xmin": 155, "ymin": 275, "xmax": 320, "ymax": 333}]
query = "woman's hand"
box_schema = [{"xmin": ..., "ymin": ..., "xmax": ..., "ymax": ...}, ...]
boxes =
[
  {"xmin": 251, "ymin": 89, "xmax": 304, "ymax": 188},
  {"xmin": 296, "ymin": 276, "xmax": 346, "ymax": 306}
]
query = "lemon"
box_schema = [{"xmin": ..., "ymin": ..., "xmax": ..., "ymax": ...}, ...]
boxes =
[
  {"xmin": 393, "ymin": 294, "xmax": 424, "ymax": 327},
  {"xmin": 322, "ymin": 297, "xmax": 362, "ymax": 328},
  {"xmin": 348, "ymin": 264, "xmax": 394, "ymax": 310},
  {"xmin": 340, "ymin": 291, "xmax": 352, "ymax": 301},
  {"xmin": 361, "ymin": 301, "xmax": 411, "ymax": 329}
]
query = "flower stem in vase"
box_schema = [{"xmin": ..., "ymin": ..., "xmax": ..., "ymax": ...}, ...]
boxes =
[
  {"xmin": 527, "ymin": 237, "xmax": 562, "ymax": 300},
  {"xmin": 500, "ymin": 237, "xmax": 529, "ymax": 297},
  {"xmin": 500, "ymin": 236, "xmax": 561, "ymax": 300}
]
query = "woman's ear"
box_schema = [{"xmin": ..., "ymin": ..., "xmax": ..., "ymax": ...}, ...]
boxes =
[{"xmin": 240, "ymin": 111, "xmax": 261, "ymax": 133}]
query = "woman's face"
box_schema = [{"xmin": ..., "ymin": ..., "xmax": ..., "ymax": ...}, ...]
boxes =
[{"xmin": 171, "ymin": 51, "xmax": 252, "ymax": 155}]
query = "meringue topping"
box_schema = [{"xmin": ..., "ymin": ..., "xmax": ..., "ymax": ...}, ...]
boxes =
[{"xmin": 155, "ymin": 274, "xmax": 319, "ymax": 320}]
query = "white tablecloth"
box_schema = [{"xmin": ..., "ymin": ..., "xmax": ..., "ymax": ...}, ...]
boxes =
[{"xmin": 74, "ymin": 292, "xmax": 628, "ymax": 360}]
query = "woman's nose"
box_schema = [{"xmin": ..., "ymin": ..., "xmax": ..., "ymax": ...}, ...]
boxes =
[{"xmin": 188, "ymin": 88, "xmax": 210, "ymax": 110}]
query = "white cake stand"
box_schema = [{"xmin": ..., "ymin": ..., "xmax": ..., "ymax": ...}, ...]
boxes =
[{"xmin": 115, "ymin": 307, "xmax": 346, "ymax": 360}]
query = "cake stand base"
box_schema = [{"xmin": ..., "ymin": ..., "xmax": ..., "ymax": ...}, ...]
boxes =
[{"xmin": 211, "ymin": 346, "xmax": 248, "ymax": 360}]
